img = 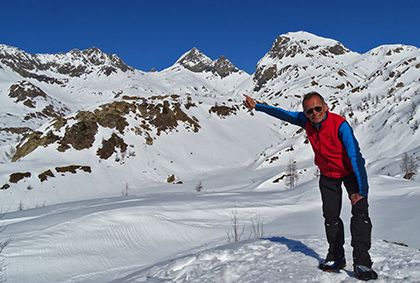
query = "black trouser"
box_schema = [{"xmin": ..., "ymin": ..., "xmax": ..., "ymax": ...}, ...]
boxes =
[{"xmin": 319, "ymin": 173, "xmax": 373, "ymax": 267}]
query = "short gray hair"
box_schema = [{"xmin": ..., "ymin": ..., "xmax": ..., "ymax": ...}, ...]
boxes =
[{"xmin": 302, "ymin": 92, "xmax": 325, "ymax": 108}]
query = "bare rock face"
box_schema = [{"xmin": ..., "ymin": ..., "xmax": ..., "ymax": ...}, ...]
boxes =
[
  {"xmin": 58, "ymin": 119, "xmax": 99, "ymax": 152},
  {"xmin": 12, "ymin": 131, "xmax": 60, "ymax": 162},
  {"xmin": 9, "ymin": 81, "xmax": 47, "ymax": 103},
  {"xmin": 177, "ymin": 48, "xmax": 213, "ymax": 73},
  {"xmin": 12, "ymin": 95, "xmax": 202, "ymax": 161},
  {"xmin": 8, "ymin": 80, "xmax": 70, "ymax": 118},
  {"xmin": 208, "ymin": 56, "xmax": 239, "ymax": 78},
  {"xmin": 97, "ymin": 133, "xmax": 128, "ymax": 160},
  {"xmin": 9, "ymin": 172, "xmax": 31, "ymax": 183}
]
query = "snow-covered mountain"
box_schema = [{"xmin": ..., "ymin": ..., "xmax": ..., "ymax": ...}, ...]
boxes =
[
  {"xmin": 2, "ymin": 31, "xmax": 419, "ymax": 195},
  {"xmin": 0, "ymin": 31, "xmax": 420, "ymax": 282}
]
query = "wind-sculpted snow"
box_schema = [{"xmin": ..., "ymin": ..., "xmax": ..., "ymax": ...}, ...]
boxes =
[
  {"xmin": 116, "ymin": 238, "xmax": 420, "ymax": 283},
  {"xmin": 1, "ymin": 173, "xmax": 419, "ymax": 282}
]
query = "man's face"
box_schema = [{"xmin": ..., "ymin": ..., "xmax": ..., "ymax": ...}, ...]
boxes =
[{"xmin": 303, "ymin": 96, "xmax": 327, "ymax": 124}]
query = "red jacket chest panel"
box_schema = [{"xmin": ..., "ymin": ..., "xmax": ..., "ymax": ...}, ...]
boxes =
[{"xmin": 306, "ymin": 112, "xmax": 353, "ymax": 178}]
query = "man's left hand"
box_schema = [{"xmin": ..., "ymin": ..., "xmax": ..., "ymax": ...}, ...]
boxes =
[{"xmin": 350, "ymin": 193, "xmax": 364, "ymax": 206}]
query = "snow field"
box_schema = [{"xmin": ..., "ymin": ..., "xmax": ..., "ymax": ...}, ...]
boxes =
[{"xmin": 1, "ymin": 168, "xmax": 420, "ymax": 282}]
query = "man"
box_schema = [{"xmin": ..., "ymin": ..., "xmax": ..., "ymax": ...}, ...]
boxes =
[{"xmin": 244, "ymin": 92, "xmax": 377, "ymax": 281}]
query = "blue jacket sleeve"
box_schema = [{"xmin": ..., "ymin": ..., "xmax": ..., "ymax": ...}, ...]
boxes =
[
  {"xmin": 255, "ymin": 104, "xmax": 307, "ymax": 128},
  {"xmin": 338, "ymin": 122, "xmax": 369, "ymax": 196}
]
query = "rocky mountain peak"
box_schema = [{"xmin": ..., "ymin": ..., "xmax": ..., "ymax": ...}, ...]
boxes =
[
  {"xmin": 211, "ymin": 56, "xmax": 239, "ymax": 78},
  {"xmin": 252, "ymin": 32, "xmax": 354, "ymax": 92},
  {"xmin": 0, "ymin": 45, "xmax": 133, "ymax": 81},
  {"xmin": 176, "ymin": 47, "xmax": 213, "ymax": 72},
  {"xmin": 176, "ymin": 48, "xmax": 239, "ymax": 78},
  {"xmin": 267, "ymin": 31, "xmax": 351, "ymax": 60},
  {"xmin": 48, "ymin": 46, "xmax": 133, "ymax": 75}
]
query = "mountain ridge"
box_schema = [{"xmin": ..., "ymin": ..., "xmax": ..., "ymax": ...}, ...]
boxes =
[
  {"xmin": 0, "ymin": 31, "xmax": 419, "ymax": 211},
  {"xmin": 0, "ymin": 45, "xmax": 134, "ymax": 78}
]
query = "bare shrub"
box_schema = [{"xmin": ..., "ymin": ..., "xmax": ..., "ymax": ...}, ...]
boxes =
[
  {"xmin": 227, "ymin": 209, "xmax": 265, "ymax": 243},
  {"xmin": 226, "ymin": 208, "xmax": 245, "ymax": 243},
  {"xmin": 249, "ymin": 214, "xmax": 265, "ymax": 239}
]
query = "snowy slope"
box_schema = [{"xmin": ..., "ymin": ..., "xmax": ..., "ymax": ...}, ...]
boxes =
[
  {"xmin": 0, "ymin": 31, "xmax": 420, "ymax": 282},
  {"xmin": 1, "ymin": 171, "xmax": 419, "ymax": 282}
]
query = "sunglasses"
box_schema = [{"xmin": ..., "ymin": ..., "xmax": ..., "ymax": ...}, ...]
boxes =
[{"xmin": 305, "ymin": 105, "xmax": 324, "ymax": 115}]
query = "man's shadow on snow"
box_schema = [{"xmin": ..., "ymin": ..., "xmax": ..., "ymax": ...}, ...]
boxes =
[
  {"xmin": 265, "ymin": 237, "xmax": 321, "ymax": 261},
  {"xmin": 265, "ymin": 237, "xmax": 353, "ymax": 276}
]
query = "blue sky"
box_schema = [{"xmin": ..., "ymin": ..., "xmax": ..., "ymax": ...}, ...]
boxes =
[{"xmin": 2, "ymin": 0, "xmax": 420, "ymax": 74}]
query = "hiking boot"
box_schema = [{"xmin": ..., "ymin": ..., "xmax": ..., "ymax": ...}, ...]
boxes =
[
  {"xmin": 354, "ymin": 265, "xmax": 378, "ymax": 281},
  {"xmin": 318, "ymin": 257, "xmax": 346, "ymax": 272}
]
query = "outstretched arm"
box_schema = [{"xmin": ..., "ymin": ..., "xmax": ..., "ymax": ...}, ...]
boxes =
[{"xmin": 243, "ymin": 94, "xmax": 307, "ymax": 127}]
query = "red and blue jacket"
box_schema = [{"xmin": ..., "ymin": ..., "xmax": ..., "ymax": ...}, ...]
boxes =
[{"xmin": 255, "ymin": 104, "xmax": 369, "ymax": 196}]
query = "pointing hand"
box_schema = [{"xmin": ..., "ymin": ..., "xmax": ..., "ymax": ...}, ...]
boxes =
[{"xmin": 243, "ymin": 94, "xmax": 256, "ymax": 109}]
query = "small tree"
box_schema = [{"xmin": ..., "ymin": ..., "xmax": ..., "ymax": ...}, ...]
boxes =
[
  {"xmin": 400, "ymin": 152, "xmax": 418, "ymax": 180},
  {"xmin": 195, "ymin": 181, "xmax": 203, "ymax": 193},
  {"xmin": 18, "ymin": 201, "xmax": 24, "ymax": 211},
  {"xmin": 285, "ymin": 159, "xmax": 299, "ymax": 189},
  {"xmin": 121, "ymin": 183, "xmax": 129, "ymax": 197}
]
